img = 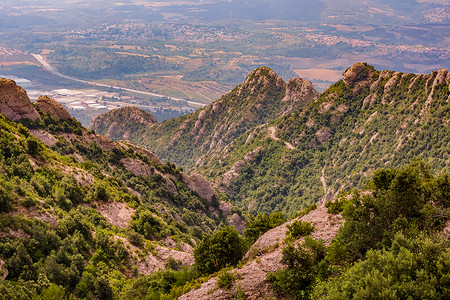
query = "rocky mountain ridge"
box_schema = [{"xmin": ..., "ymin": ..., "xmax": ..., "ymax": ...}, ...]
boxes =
[
  {"xmin": 90, "ymin": 66, "xmax": 318, "ymax": 168},
  {"xmin": 195, "ymin": 63, "xmax": 450, "ymax": 215},
  {"xmin": 0, "ymin": 62, "xmax": 449, "ymax": 299},
  {"xmin": 88, "ymin": 63, "xmax": 449, "ymax": 217},
  {"xmin": 0, "ymin": 79, "xmax": 245, "ymax": 232}
]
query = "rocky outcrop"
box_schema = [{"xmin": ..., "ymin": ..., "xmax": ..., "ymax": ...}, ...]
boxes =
[
  {"xmin": 228, "ymin": 213, "xmax": 245, "ymax": 233},
  {"xmin": 97, "ymin": 202, "xmax": 136, "ymax": 229},
  {"xmin": 182, "ymin": 173, "xmax": 218, "ymax": 202},
  {"xmin": 179, "ymin": 205, "xmax": 343, "ymax": 300},
  {"xmin": 237, "ymin": 66, "xmax": 284, "ymax": 97},
  {"xmin": 283, "ymin": 77, "xmax": 319, "ymax": 103},
  {"xmin": 34, "ymin": 95, "xmax": 72, "ymax": 120},
  {"xmin": 29, "ymin": 129, "xmax": 58, "ymax": 146},
  {"xmin": 117, "ymin": 140, "xmax": 162, "ymax": 165},
  {"xmin": 114, "ymin": 236, "xmax": 194, "ymax": 275},
  {"xmin": 88, "ymin": 106, "xmax": 158, "ymax": 140},
  {"xmin": 342, "ymin": 62, "xmax": 367, "ymax": 86},
  {"xmin": 121, "ymin": 158, "xmax": 156, "ymax": 178},
  {"xmin": 0, "ymin": 78, "xmax": 41, "ymax": 120}
]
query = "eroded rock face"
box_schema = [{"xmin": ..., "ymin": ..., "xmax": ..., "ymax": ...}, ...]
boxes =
[
  {"xmin": 228, "ymin": 213, "xmax": 245, "ymax": 233},
  {"xmin": 237, "ymin": 66, "xmax": 284, "ymax": 98},
  {"xmin": 34, "ymin": 95, "xmax": 72, "ymax": 120},
  {"xmin": 182, "ymin": 173, "xmax": 218, "ymax": 202},
  {"xmin": 342, "ymin": 62, "xmax": 367, "ymax": 86},
  {"xmin": 29, "ymin": 129, "xmax": 58, "ymax": 146},
  {"xmin": 121, "ymin": 158, "xmax": 155, "ymax": 178},
  {"xmin": 0, "ymin": 78, "xmax": 41, "ymax": 120},
  {"xmin": 97, "ymin": 202, "xmax": 135, "ymax": 229},
  {"xmin": 284, "ymin": 77, "xmax": 319, "ymax": 103},
  {"xmin": 117, "ymin": 140, "xmax": 163, "ymax": 165},
  {"xmin": 88, "ymin": 106, "xmax": 158, "ymax": 140},
  {"xmin": 180, "ymin": 205, "xmax": 344, "ymax": 300}
]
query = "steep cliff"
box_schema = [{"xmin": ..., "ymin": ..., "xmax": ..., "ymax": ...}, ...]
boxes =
[
  {"xmin": 33, "ymin": 95, "xmax": 72, "ymax": 120},
  {"xmin": 0, "ymin": 78, "xmax": 41, "ymax": 121}
]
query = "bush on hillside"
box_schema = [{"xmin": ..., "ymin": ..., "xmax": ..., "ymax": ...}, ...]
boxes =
[{"xmin": 194, "ymin": 226, "xmax": 247, "ymax": 274}]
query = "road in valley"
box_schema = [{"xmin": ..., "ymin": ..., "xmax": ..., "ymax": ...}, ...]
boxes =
[{"xmin": 31, "ymin": 54, "xmax": 206, "ymax": 107}]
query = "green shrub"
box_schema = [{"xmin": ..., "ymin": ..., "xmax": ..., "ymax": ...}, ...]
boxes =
[
  {"xmin": 0, "ymin": 183, "xmax": 14, "ymax": 212},
  {"xmin": 131, "ymin": 210, "xmax": 163, "ymax": 240},
  {"xmin": 194, "ymin": 226, "xmax": 246, "ymax": 274},
  {"xmin": 165, "ymin": 257, "xmax": 182, "ymax": 271},
  {"xmin": 336, "ymin": 161, "xmax": 447, "ymax": 258},
  {"xmin": 244, "ymin": 212, "xmax": 286, "ymax": 244},
  {"xmin": 217, "ymin": 269, "xmax": 236, "ymax": 290},
  {"xmin": 232, "ymin": 284, "xmax": 247, "ymax": 299},
  {"xmin": 39, "ymin": 283, "xmax": 66, "ymax": 300},
  {"xmin": 325, "ymin": 194, "xmax": 348, "ymax": 214},
  {"xmin": 26, "ymin": 136, "xmax": 39, "ymax": 155},
  {"xmin": 287, "ymin": 220, "xmax": 315, "ymax": 239},
  {"xmin": 127, "ymin": 230, "xmax": 144, "ymax": 247},
  {"xmin": 20, "ymin": 196, "xmax": 35, "ymax": 208},
  {"xmin": 312, "ymin": 233, "xmax": 450, "ymax": 299},
  {"xmin": 267, "ymin": 237, "xmax": 326, "ymax": 299}
]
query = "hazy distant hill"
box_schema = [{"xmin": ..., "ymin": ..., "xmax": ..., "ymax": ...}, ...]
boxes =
[{"xmin": 1, "ymin": 0, "xmax": 447, "ymax": 28}]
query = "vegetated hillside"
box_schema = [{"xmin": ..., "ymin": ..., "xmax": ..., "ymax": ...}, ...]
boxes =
[
  {"xmin": 179, "ymin": 161, "xmax": 450, "ymax": 299},
  {"xmin": 94, "ymin": 66, "xmax": 317, "ymax": 169},
  {"xmin": 88, "ymin": 106, "xmax": 158, "ymax": 141},
  {"xmin": 196, "ymin": 63, "xmax": 450, "ymax": 216},
  {"xmin": 0, "ymin": 79, "xmax": 241, "ymax": 299}
]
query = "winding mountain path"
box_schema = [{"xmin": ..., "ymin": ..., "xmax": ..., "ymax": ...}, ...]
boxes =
[{"xmin": 31, "ymin": 54, "xmax": 206, "ymax": 107}]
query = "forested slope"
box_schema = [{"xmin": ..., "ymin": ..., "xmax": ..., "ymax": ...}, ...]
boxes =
[
  {"xmin": 0, "ymin": 79, "xmax": 239, "ymax": 299},
  {"xmin": 197, "ymin": 63, "xmax": 449, "ymax": 215}
]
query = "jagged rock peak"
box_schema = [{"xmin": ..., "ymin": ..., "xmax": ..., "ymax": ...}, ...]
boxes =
[
  {"xmin": 342, "ymin": 62, "xmax": 373, "ymax": 86},
  {"xmin": 34, "ymin": 95, "xmax": 72, "ymax": 120},
  {"xmin": 0, "ymin": 78, "xmax": 41, "ymax": 121},
  {"xmin": 88, "ymin": 106, "xmax": 158, "ymax": 140},
  {"xmin": 236, "ymin": 66, "xmax": 318, "ymax": 105},
  {"xmin": 284, "ymin": 77, "xmax": 319, "ymax": 103},
  {"xmin": 245, "ymin": 66, "xmax": 283, "ymax": 85},
  {"xmin": 238, "ymin": 66, "xmax": 284, "ymax": 95},
  {"xmin": 182, "ymin": 173, "xmax": 218, "ymax": 203},
  {"xmin": 435, "ymin": 68, "xmax": 450, "ymax": 85}
]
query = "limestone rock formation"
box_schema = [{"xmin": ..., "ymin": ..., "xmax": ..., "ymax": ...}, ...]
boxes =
[
  {"xmin": 34, "ymin": 95, "xmax": 72, "ymax": 120},
  {"xmin": 88, "ymin": 106, "xmax": 158, "ymax": 140},
  {"xmin": 283, "ymin": 77, "xmax": 319, "ymax": 103},
  {"xmin": 342, "ymin": 62, "xmax": 367, "ymax": 86},
  {"xmin": 0, "ymin": 78, "xmax": 41, "ymax": 120},
  {"xmin": 182, "ymin": 173, "xmax": 218, "ymax": 202},
  {"xmin": 179, "ymin": 205, "xmax": 343, "ymax": 299}
]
